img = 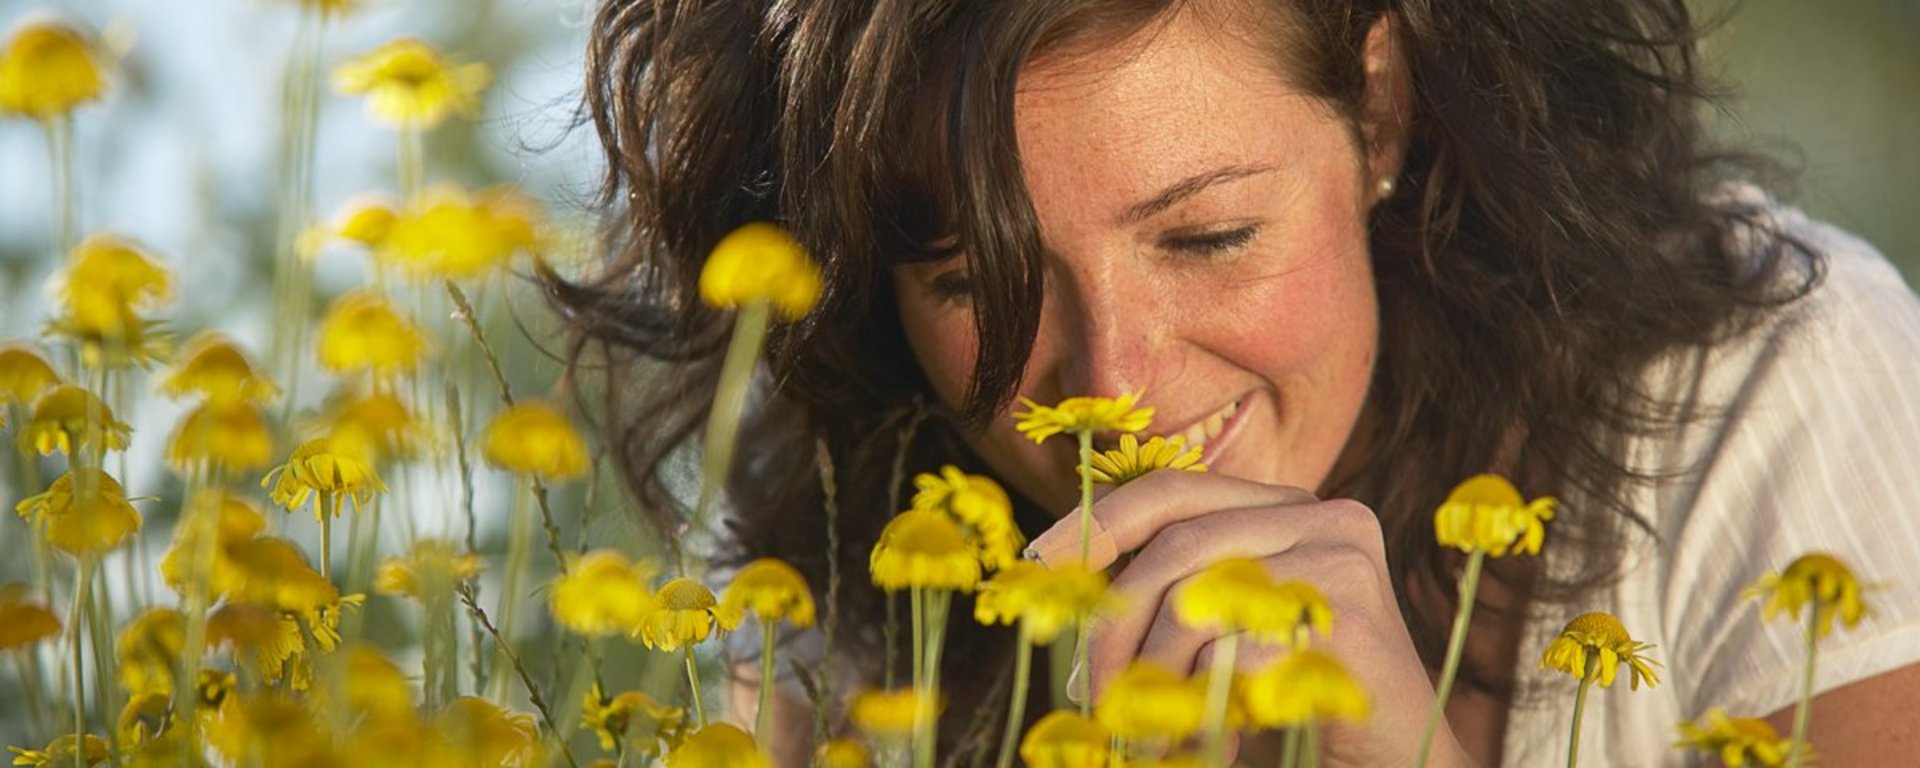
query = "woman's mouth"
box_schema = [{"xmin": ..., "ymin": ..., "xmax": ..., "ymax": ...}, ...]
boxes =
[{"xmin": 1174, "ymin": 395, "xmax": 1246, "ymax": 462}]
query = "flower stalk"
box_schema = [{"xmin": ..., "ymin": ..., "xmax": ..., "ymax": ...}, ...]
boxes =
[
  {"xmin": 1567, "ymin": 656, "xmax": 1597, "ymax": 768},
  {"xmin": 1789, "ymin": 601, "xmax": 1819, "ymax": 768},
  {"xmin": 1416, "ymin": 549, "xmax": 1484, "ymax": 767},
  {"xmin": 993, "ymin": 623, "xmax": 1035, "ymax": 768},
  {"xmin": 685, "ymin": 299, "xmax": 771, "ymax": 574},
  {"xmin": 1200, "ymin": 632, "xmax": 1239, "ymax": 767}
]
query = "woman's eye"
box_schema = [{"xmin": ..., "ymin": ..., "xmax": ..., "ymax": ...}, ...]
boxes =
[
  {"xmin": 1159, "ymin": 225, "xmax": 1259, "ymax": 257},
  {"xmin": 929, "ymin": 271, "xmax": 974, "ymax": 303}
]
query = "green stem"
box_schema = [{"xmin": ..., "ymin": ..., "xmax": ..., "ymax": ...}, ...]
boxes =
[
  {"xmin": 1303, "ymin": 722, "xmax": 1321, "ymax": 768},
  {"xmin": 1566, "ymin": 659, "xmax": 1595, "ymax": 768},
  {"xmin": 1077, "ymin": 430, "xmax": 1094, "ymax": 564},
  {"xmin": 1788, "ymin": 601, "xmax": 1820, "ymax": 768},
  {"xmin": 1067, "ymin": 430, "xmax": 1096, "ymax": 714},
  {"xmin": 1201, "ymin": 632, "xmax": 1239, "ymax": 767},
  {"xmin": 911, "ymin": 587, "xmax": 926, "ymax": 687},
  {"xmin": 684, "ymin": 646, "xmax": 707, "ymax": 726},
  {"xmin": 993, "ymin": 624, "xmax": 1034, "ymax": 768},
  {"xmin": 318, "ymin": 491, "xmax": 334, "ymax": 580},
  {"xmin": 397, "ymin": 123, "xmax": 424, "ymax": 201},
  {"xmin": 1281, "ymin": 726, "xmax": 1302, "ymax": 768},
  {"xmin": 490, "ymin": 480, "xmax": 533, "ymax": 702},
  {"xmin": 69, "ymin": 559, "xmax": 91, "ymax": 768},
  {"xmin": 14, "ymin": 652, "xmax": 49, "ymax": 745},
  {"xmin": 1415, "ymin": 550, "xmax": 1483, "ymax": 767},
  {"xmin": 915, "ymin": 590, "xmax": 951, "ymax": 768},
  {"xmin": 685, "ymin": 300, "xmax": 772, "ymax": 574},
  {"xmin": 757, "ymin": 623, "xmax": 778, "ymax": 739},
  {"xmin": 47, "ymin": 115, "xmax": 76, "ymax": 256}
]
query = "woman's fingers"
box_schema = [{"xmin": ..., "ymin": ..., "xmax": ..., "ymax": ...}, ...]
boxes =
[{"xmin": 1025, "ymin": 470, "xmax": 1317, "ymax": 569}]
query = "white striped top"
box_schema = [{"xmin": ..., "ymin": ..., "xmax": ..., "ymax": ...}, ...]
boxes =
[{"xmin": 1500, "ymin": 197, "xmax": 1920, "ymax": 765}]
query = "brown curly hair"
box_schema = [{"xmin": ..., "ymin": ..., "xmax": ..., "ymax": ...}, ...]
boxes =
[{"xmin": 551, "ymin": 0, "xmax": 1817, "ymax": 755}]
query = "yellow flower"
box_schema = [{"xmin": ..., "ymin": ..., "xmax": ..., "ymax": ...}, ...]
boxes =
[
  {"xmin": 1540, "ymin": 612, "xmax": 1662, "ymax": 690},
  {"xmin": 159, "ymin": 334, "xmax": 279, "ymax": 404},
  {"xmin": 333, "ymin": 38, "xmax": 490, "ymax": 129},
  {"xmin": 697, "ymin": 222, "xmax": 822, "ymax": 321},
  {"xmin": 205, "ymin": 695, "xmax": 332, "ymax": 766},
  {"xmin": 1013, "ymin": 393, "xmax": 1154, "ymax": 445},
  {"xmin": 869, "ymin": 509, "xmax": 981, "ymax": 593},
  {"xmin": 321, "ymin": 389, "xmax": 421, "ymax": 461},
  {"xmin": 1675, "ymin": 709, "xmax": 1795, "ymax": 767},
  {"xmin": 1432, "ymin": 474, "xmax": 1557, "ymax": 557},
  {"xmin": 316, "ymin": 290, "xmax": 432, "ymax": 382},
  {"xmin": 0, "ymin": 584, "xmax": 61, "ymax": 650},
  {"xmin": 378, "ymin": 184, "xmax": 544, "ymax": 279},
  {"xmin": 50, "ymin": 234, "xmax": 173, "ymax": 351},
  {"xmin": 263, "ymin": 436, "xmax": 387, "ymax": 521},
  {"xmin": 637, "ymin": 578, "xmax": 738, "ymax": 651},
  {"xmin": 1093, "ymin": 661, "xmax": 1207, "ymax": 743},
  {"xmin": 663, "ymin": 723, "xmax": 766, "ymax": 768},
  {"xmin": 339, "ymin": 645, "xmax": 412, "ymax": 719},
  {"xmin": 814, "ymin": 739, "xmax": 870, "ymax": 768},
  {"xmin": 1240, "ymin": 649, "xmax": 1371, "ymax": 728},
  {"xmin": 717, "ymin": 558, "xmax": 815, "ymax": 629},
  {"xmin": 549, "ymin": 550, "xmax": 657, "ymax": 637},
  {"xmin": 1172, "ymin": 558, "xmax": 1331, "ymax": 644},
  {"xmin": 582, "ymin": 685, "xmax": 684, "ymax": 755},
  {"xmin": 205, "ymin": 603, "xmax": 304, "ymax": 688},
  {"xmin": 0, "ymin": 18, "xmax": 106, "ymax": 119},
  {"xmin": 329, "ymin": 193, "xmax": 400, "ymax": 247},
  {"xmin": 14, "ymin": 468, "xmax": 142, "ymax": 556},
  {"xmin": 974, "ymin": 561, "xmax": 1117, "ymax": 644},
  {"xmin": 116, "ymin": 608, "xmax": 186, "ymax": 697},
  {"xmin": 289, "ymin": 0, "xmax": 361, "ymax": 19},
  {"xmin": 1742, "ymin": 552, "xmax": 1870, "ymax": 639},
  {"xmin": 5, "ymin": 734, "xmax": 109, "ymax": 768},
  {"xmin": 374, "ymin": 539, "xmax": 483, "ymax": 600},
  {"xmin": 481, "ymin": 400, "xmax": 589, "ymax": 480},
  {"xmin": 1018, "ymin": 711, "xmax": 1110, "ymax": 768},
  {"xmin": 0, "ymin": 345, "xmax": 61, "ymax": 408},
  {"xmin": 1083, "ymin": 433, "xmax": 1206, "ymax": 486},
  {"xmin": 910, "ymin": 465, "xmax": 1024, "ymax": 570},
  {"xmin": 850, "ymin": 688, "xmax": 932, "ymax": 742},
  {"xmin": 216, "ymin": 537, "xmax": 342, "ymax": 614},
  {"xmin": 158, "ymin": 491, "xmax": 267, "ymax": 597},
  {"xmin": 19, "ymin": 385, "xmax": 130, "ymax": 456},
  {"xmin": 431, "ymin": 697, "xmax": 538, "ymax": 767},
  {"xmin": 167, "ymin": 402, "xmax": 274, "ymax": 475},
  {"xmin": 117, "ymin": 691, "xmax": 171, "ymax": 745}
]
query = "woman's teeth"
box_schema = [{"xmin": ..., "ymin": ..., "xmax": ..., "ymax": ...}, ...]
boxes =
[{"xmin": 1176, "ymin": 398, "xmax": 1239, "ymax": 450}]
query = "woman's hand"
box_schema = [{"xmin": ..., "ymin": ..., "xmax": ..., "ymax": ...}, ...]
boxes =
[{"xmin": 1025, "ymin": 470, "xmax": 1475, "ymax": 768}]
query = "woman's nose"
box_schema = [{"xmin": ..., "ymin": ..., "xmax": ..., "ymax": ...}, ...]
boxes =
[{"xmin": 1044, "ymin": 259, "xmax": 1166, "ymax": 401}]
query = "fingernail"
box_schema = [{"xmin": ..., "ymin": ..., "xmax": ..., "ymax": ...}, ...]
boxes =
[
  {"xmin": 1028, "ymin": 513, "xmax": 1117, "ymax": 569},
  {"xmin": 1065, "ymin": 653, "xmax": 1090, "ymax": 706}
]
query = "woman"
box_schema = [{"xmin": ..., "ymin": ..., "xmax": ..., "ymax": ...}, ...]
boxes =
[{"xmin": 561, "ymin": 0, "xmax": 1920, "ymax": 764}]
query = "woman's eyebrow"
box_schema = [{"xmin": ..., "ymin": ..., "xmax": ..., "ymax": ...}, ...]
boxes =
[{"xmin": 1117, "ymin": 163, "xmax": 1276, "ymax": 225}]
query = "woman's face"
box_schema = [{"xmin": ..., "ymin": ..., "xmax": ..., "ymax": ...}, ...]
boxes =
[{"xmin": 894, "ymin": 10, "xmax": 1394, "ymax": 513}]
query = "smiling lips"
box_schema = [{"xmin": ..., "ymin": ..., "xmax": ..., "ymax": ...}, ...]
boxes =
[{"xmin": 1173, "ymin": 397, "xmax": 1242, "ymax": 455}]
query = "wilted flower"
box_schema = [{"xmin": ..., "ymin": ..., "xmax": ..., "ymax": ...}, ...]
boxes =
[
  {"xmin": 974, "ymin": 561, "xmax": 1116, "ymax": 644},
  {"xmin": 637, "ymin": 578, "xmax": 737, "ymax": 651},
  {"xmin": 1013, "ymin": 393, "xmax": 1154, "ymax": 445},
  {"xmin": 663, "ymin": 723, "xmax": 765, "ymax": 768},
  {"xmin": 1675, "ymin": 709, "xmax": 1796, "ymax": 767},
  {"xmin": 0, "ymin": 584, "xmax": 61, "ymax": 650},
  {"xmin": 1084, "ymin": 433, "xmax": 1206, "ymax": 486},
  {"xmin": 205, "ymin": 695, "xmax": 333, "ymax": 766},
  {"xmin": 167, "ymin": 401, "xmax": 274, "ymax": 474},
  {"xmin": 5, "ymin": 734, "xmax": 110, "ymax": 767},
  {"xmin": 910, "ymin": 466, "xmax": 1024, "ymax": 570},
  {"xmin": 117, "ymin": 691, "xmax": 171, "ymax": 745},
  {"xmin": 316, "ymin": 290, "xmax": 432, "ymax": 383},
  {"xmin": 432, "ymin": 697, "xmax": 538, "ymax": 767},
  {"xmin": 1239, "ymin": 649, "xmax": 1371, "ymax": 728},
  {"xmin": 0, "ymin": 18, "xmax": 106, "ymax": 119},
  {"xmin": 869, "ymin": 509, "xmax": 981, "ymax": 593},
  {"xmin": 158, "ymin": 491, "xmax": 266, "ymax": 596},
  {"xmin": 481, "ymin": 400, "xmax": 588, "ymax": 480},
  {"xmin": 582, "ymin": 685, "xmax": 684, "ymax": 755},
  {"xmin": 1094, "ymin": 661, "xmax": 1207, "ymax": 743},
  {"xmin": 116, "ymin": 608, "xmax": 187, "ymax": 697},
  {"xmin": 1743, "ymin": 552, "xmax": 1870, "ymax": 639},
  {"xmin": 697, "ymin": 222, "xmax": 822, "ymax": 321},
  {"xmin": 159, "ymin": 334, "xmax": 279, "ymax": 404},
  {"xmin": 19, "ymin": 384, "xmax": 130, "ymax": 456},
  {"xmin": 374, "ymin": 539, "xmax": 483, "ymax": 600},
  {"xmin": 549, "ymin": 550, "xmax": 657, "ymax": 637},
  {"xmin": 1172, "ymin": 558, "xmax": 1330, "ymax": 645},
  {"xmin": 1019, "ymin": 711, "xmax": 1110, "ymax": 768},
  {"xmin": 0, "ymin": 344, "xmax": 61, "ymax": 414},
  {"xmin": 1433, "ymin": 474, "xmax": 1556, "ymax": 557},
  {"xmin": 717, "ymin": 558, "xmax": 815, "ymax": 629},
  {"xmin": 263, "ymin": 436, "xmax": 386, "ymax": 521},
  {"xmin": 14, "ymin": 468, "xmax": 142, "ymax": 556},
  {"xmin": 1541, "ymin": 612, "xmax": 1662, "ymax": 690},
  {"xmin": 333, "ymin": 38, "xmax": 490, "ymax": 129}
]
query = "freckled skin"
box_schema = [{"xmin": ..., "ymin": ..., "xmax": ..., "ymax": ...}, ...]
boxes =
[{"xmin": 894, "ymin": 10, "xmax": 1384, "ymax": 514}]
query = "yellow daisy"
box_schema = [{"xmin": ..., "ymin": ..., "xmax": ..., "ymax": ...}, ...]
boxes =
[
  {"xmin": 166, "ymin": 401, "xmax": 275, "ymax": 475},
  {"xmin": 850, "ymin": 688, "xmax": 933, "ymax": 742},
  {"xmin": 340, "ymin": 645, "xmax": 412, "ymax": 719},
  {"xmin": 431, "ymin": 697, "xmax": 538, "ymax": 767},
  {"xmin": 481, "ymin": 400, "xmax": 589, "ymax": 480},
  {"xmin": 332, "ymin": 38, "xmax": 491, "ymax": 129},
  {"xmin": 1018, "ymin": 710, "xmax": 1110, "ymax": 768},
  {"xmin": 262, "ymin": 436, "xmax": 387, "ymax": 520},
  {"xmin": 697, "ymin": 222, "xmax": 823, "ymax": 321},
  {"xmin": 909, "ymin": 465, "xmax": 1024, "ymax": 570},
  {"xmin": 663, "ymin": 723, "xmax": 766, "ymax": 768},
  {"xmin": 1239, "ymin": 648, "xmax": 1371, "ymax": 728},
  {"xmin": 0, "ymin": 584, "xmax": 61, "ymax": 650},
  {"xmin": 1093, "ymin": 661, "xmax": 1207, "ymax": 743},
  {"xmin": 582, "ymin": 685, "xmax": 684, "ymax": 755},
  {"xmin": 1675, "ymin": 709, "xmax": 1795, "ymax": 767},
  {"xmin": 1084, "ymin": 433, "xmax": 1206, "ymax": 486},
  {"xmin": 157, "ymin": 491, "xmax": 266, "ymax": 597},
  {"xmin": 116, "ymin": 691, "xmax": 170, "ymax": 746},
  {"xmin": 0, "ymin": 345, "xmax": 61, "ymax": 407},
  {"xmin": 1540, "ymin": 612, "xmax": 1662, "ymax": 690},
  {"xmin": 159, "ymin": 334, "xmax": 279, "ymax": 404},
  {"xmin": 1432, "ymin": 474, "xmax": 1557, "ymax": 557},
  {"xmin": 14, "ymin": 468, "xmax": 142, "ymax": 557},
  {"xmin": 549, "ymin": 550, "xmax": 657, "ymax": 638},
  {"xmin": 1742, "ymin": 552, "xmax": 1870, "ymax": 638},
  {"xmin": 320, "ymin": 389, "xmax": 421, "ymax": 461},
  {"xmin": 374, "ymin": 539, "xmax": 483, "ymax": 600},
  {"xmin": 1172, "ymin": 558, "xmax": 1331, "ymax": 645},
  {"xmin": 717, "ymin": 558, "xmax": 816, "ymax": 629},
  {"xmin": 0, "ymin": 18, "xmax": 106, "ymax": 120},
  {"xmin": 315, "ymin": 290, "xmax": 432, "ymax": 382},
  {"xmin": 378, "ymin": 184, "xmax": 544, "ymax": 280},
  {"xmin": 637, "ymin": 578, "xmax": 738, "ymax": 651},
  {"xmin": 1013, "ymin": 393, "xmax": 1154, "ymax": 445},
  {"xmin": 868, "ymin": 509, "xmax": 981, "ymax": 593},
  {"xmin": 973, "ymin": 560, "xmax": 1117, "ymax": 644},
  {"xmin": 5, "ymin": 734, "xmax": 109, "ymax": 768},
  {"xmin": 115, "ymin": 608, "xmax": 186, "ymax": 698},
  {"xmin": 814, "ymin": 739, "xmax": 870, "ymax": 768},
  {"xmin": 19, "ymin": 384, "xmax": 130, "ymax": 457},
  {"xmin": 328, "ymin": 193, "xmax": 400, "ymax": 247}
]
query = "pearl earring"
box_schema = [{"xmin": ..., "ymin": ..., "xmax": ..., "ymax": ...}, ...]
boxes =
[{"xmin": 1375, "ymin": 176, "xmax": 1397, "ymax": 200}]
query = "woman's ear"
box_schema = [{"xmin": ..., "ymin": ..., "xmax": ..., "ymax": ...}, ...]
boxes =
[{"xmin": 1360, "ymin": 14, "xmax": 1413, "ymax": 194}]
